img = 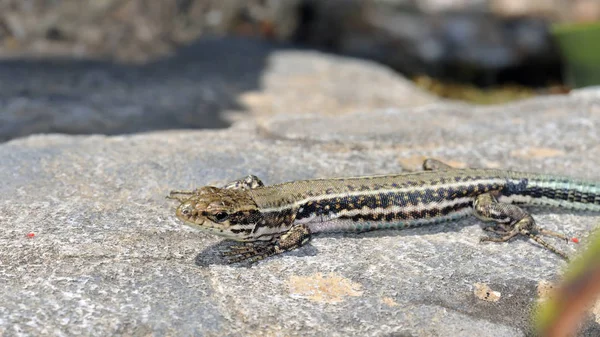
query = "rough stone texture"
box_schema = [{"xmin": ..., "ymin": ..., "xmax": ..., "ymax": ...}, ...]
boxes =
[{"xmin": 2, "ymin": 46, "xmax": 600, "ymax": 336}]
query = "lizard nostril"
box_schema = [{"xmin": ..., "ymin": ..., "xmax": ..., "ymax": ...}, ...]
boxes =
[{"xmin": 179, "ymin": 203, "xmax": 196, "ymax": 218}]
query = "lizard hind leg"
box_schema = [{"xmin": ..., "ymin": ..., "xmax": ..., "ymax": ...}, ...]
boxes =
[
  {"xmin": 399, "ymin": 158, "xmax": 455, "ymax": 173},
  {"xmin": 422, "ymin": 158, "xmax": 455, "ymax": 171},
  {"xmin": 474, "ymin": 193, "xmax": 570, "ymax": 260}
]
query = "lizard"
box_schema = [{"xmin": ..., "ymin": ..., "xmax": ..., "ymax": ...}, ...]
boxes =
[{"xmin": 167, "ymin": 159, "xmax": 600, "ymax": 263}]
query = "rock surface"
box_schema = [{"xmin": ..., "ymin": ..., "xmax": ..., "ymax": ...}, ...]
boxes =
[{"xmin": 2, "ymin": 42, "xmax": 600, "ymax": 336}]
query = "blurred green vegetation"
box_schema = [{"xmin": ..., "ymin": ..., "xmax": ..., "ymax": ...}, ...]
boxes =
[
  {"xmin": 534, "ymin": 228, "xmax": 600, "ymax": 336},
  {"xmin": 413, "ymin": 76, "xmax": 570, "ymax": 105},
  {"xmin": 552, "ymin": 22, "xmax": 600, "ymax": 88}
]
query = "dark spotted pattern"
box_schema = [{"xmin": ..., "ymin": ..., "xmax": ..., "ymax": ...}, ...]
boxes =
[
  {"xmin": 228, "ymin": 209, "xmax": 263, "ymax": 226},
  {"xmin": 502, "ymin": 178, "xmax": 528, "ymax": 195},
  {"xmin": 251, "ymin": 173, "xmax": 503, "ymax": 209},
  {"xmin": 342, "ymin": 201, "xmax": 473, "ymax": 222},
  {"xmin": 261, "ymin": 208, "xmax": 297, "ymax": 228},
  {"xmin": 293, "ymin": 183, "xmax": 496, "ymax": 221},
  {"xmin": 230, "ymin": 227, "xmax": 253, "ymax": 234}
]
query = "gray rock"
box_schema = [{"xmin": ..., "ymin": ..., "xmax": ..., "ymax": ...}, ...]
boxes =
[{"xmin": 2, "ymin": 57, "xmax": 600, "ymax": 335}]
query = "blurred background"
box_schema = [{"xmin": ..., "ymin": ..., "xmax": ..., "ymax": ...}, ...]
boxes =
[
  {"xmin": 0, "ymin": 0, "xmax": 599, "ymax": 140},
  {"xmin": 1, "ymin": 1, "xmax": 598, "ymax": 89}
]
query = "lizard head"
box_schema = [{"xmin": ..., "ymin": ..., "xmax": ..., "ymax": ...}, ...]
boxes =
[{"xmin": 174, "ymin": 186, "xmax": 264, "ymax": 241}]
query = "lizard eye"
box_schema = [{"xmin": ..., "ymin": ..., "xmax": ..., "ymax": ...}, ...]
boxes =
[{"xmin": 213, "ymin": 211, "xmax": 229, "ymax": 222}]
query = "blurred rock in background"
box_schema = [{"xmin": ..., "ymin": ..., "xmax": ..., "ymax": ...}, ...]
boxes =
[{"xmin": 0, "ymin": 0, "xmax": 597, "ymax": 87}]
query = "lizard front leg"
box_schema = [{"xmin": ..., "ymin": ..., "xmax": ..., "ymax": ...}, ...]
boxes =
[
  {"xmin": 473, "ymin": 193, "xmax": 570, "ymax": 259},
  {"xmin": 221, "ymin": 175, "xmax": 264, "ymax": 190},
  {"xmin": 223, "ymin": 224, "xmax": 312, "ymax": 263}
]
